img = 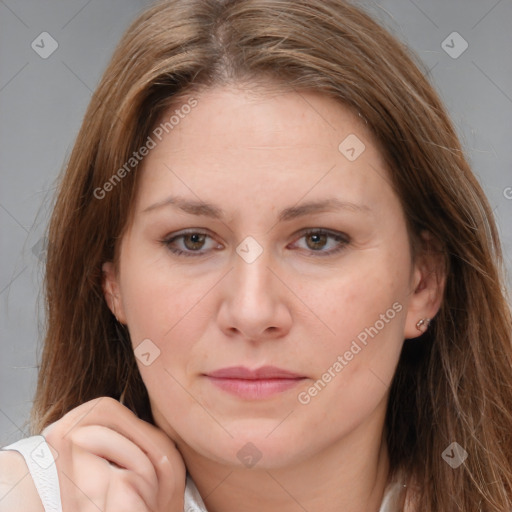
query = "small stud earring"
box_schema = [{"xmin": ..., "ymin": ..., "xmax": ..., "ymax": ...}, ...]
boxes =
[{"xmin": 416, "ymin": 318, "xmax": 431, "ymax": 333}]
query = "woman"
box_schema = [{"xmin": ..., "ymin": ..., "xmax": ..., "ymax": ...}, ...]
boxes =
[{"xmin": 1, "ymin": 0, "xmax": 511, "ymax": 511}]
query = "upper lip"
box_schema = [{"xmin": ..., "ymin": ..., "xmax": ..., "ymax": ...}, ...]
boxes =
[{"xmin": 205, "ymin": 366, "xmax": 304, "ymax": 380}]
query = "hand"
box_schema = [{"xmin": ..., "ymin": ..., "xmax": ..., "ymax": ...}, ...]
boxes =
[{"xmin": 41, "ymin": 397, "xmax": 186, "ymax": 512}]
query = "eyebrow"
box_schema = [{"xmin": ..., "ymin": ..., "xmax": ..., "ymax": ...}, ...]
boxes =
[{"xmin": 142, "ymin": 195, "xmax": 371, "ymax": 222}]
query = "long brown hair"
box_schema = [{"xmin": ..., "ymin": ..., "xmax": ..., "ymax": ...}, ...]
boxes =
[{"xmin": 31, "ymin": 1, "xmax": 512, "ymax": 510}]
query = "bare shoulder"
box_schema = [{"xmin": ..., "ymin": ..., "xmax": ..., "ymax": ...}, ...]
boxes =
[{"xmin": 0, "ymin": 450, "xmax": 44, "ymax": 512}]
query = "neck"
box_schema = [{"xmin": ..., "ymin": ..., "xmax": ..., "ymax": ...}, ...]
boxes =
[{"xmin": 179, "ymin": 410, "xmax": 391, "ymax": 512}]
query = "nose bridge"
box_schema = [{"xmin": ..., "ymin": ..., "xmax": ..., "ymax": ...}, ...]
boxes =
[
  {"xmin": 217, "ymin": 233, "xmax": 294, "ymax": 341},
  {"xmin": 232, "ymin": 237, "xmax": 274, "ymax": 303}
]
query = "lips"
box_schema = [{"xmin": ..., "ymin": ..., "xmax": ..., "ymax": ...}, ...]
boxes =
[
  {"xmin": 205, "ymin": 365, "xmax": 304, "ymax": 380},
  {"xmin": 204, "ymin": 366, "xmax": 306, "ymax": 400}
]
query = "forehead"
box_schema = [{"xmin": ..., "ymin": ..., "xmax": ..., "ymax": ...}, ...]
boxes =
[
  {"xmin": 155, "ymin": 85, "xmax": 373, "ymax": 153},
  {"xmin": 132, "ymin": 85, "xmax": 395, "ymax": 220}
]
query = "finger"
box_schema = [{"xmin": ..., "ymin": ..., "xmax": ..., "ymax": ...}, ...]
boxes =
[
  {"xmin": 153, "ymin": 447, "xmax": 185, "ymax": 512},
  {"xmin": 60, "ymin": 398, "xmax": 177, "ymax": 461},
  {"xmin": 105, "ymin": 475, "xmax": 148, "ymax": 512},
  {"xmin": 69, "ymin": 424, "xmax": 158, "ymax": 508},
  {"xmin": 58, "ymin": 398, "xmax": 185, "ymax": 504}
]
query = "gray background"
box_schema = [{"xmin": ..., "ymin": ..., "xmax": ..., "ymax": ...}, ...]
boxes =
[{"xmin": 1, "ymin": 0, "xmax": 511, "ymax": 446}]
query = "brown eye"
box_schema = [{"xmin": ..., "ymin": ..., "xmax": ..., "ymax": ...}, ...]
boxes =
[
  {"xmin": 305, "ymin": 232, "xmax": 329, "ymax": 250},
  {"xmin": 291, "ymin": 229, "xmax": 350, "ymax": 257},
  {"xmin": 182, "ymin": 233, "xmax": 207, "ymax": 250},
  {"xmin": 162, "ymin": 230, "xmax": 219, "ymax": 257}
]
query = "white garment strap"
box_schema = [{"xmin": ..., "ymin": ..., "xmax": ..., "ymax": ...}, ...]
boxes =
[
  {"xmin": 1, "ymin": 435, "xmax": 63, "ymax": 512},
  {"xmin": 379, "ymin": 480, "xmax": 406, "ymax": 512},
  {"xmin": 184, "ymin": 474, "xmax": 208, "ymax": 511}
]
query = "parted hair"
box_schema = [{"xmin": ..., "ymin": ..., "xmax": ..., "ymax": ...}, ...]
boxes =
[{"xmin": 31, "ymin": 1, "xmax": 512, "ymax": 510}]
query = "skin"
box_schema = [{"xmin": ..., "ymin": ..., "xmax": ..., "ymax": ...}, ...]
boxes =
[
  {"xmin": 103, "ymin": 83, "xmax": 445, "ymax": 512},
  {"xmin": 0, "ymin": 398, "xmax": 186, "ymax": 512}
]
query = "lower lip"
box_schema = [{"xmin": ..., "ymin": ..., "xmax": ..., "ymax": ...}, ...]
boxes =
[{"xmin": 206, "ymin": 377, "xmax": 305, "ymax": 399}]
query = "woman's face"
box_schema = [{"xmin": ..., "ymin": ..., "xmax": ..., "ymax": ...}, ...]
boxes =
[{"xmin": 104, "ymin": 84, "xmax": 438, "ymax": 469}]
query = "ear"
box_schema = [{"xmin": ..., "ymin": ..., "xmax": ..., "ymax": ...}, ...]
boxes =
[
  {"xmin": 403, "ymin": 230, "xmax": 446, "ymax": 339},
  {"xmin": 102, "ymin": 261, "xmax": 127, "ymax": 324}
]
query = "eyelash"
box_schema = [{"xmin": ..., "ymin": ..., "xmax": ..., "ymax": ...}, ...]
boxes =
[{"xmin": 161, "ymin": 228, "xmax": 350, "ymax": 258}]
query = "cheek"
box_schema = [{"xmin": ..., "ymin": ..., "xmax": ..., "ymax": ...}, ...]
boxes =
[
  {"xmin": 296, "ymin": 251, "xmax": 409, "ymax": 408},
  {"xmin": 315, "ymin": 254, "xmax": 407, "ymax": 345},
  {"xmin": 119, "ymin": 253, "xmax": 222, "ymax": 404},
  {"xmin": 120, "ymin": 251, "xmax": 213, "ymax": 342},
  {"xmin": 120, "ymin": 261, "xmax": 214, "ymax": 427}
]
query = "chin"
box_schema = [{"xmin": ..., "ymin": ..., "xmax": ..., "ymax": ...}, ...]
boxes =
[{"xmin": 185, "ymin": 423, "xmax": 317, "ymax": 470}]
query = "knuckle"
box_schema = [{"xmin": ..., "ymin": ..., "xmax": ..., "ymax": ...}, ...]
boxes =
[
  {"xmin": 58, "ymin": 396, "xmax": 120, "ymax": 431},
  {"xmin": 96, "ymin": 396, "xmax": 137, "ymax": 420},
  {"xmin": 93, "ymin": 396, "xmax": 120, "ymax": 413},
  {"xmin": 58, "ymin": 397, "xmax": 105, "ymax": 427}
]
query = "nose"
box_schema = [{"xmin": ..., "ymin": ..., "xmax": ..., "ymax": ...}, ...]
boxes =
[{"xmin": 217, "ymin": 244, "xmax": 292, "ymax": 343}]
